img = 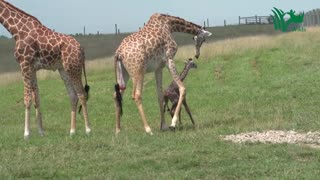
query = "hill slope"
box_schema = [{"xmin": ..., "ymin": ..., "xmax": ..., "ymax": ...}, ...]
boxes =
[{"xmin": 0, "ymin": 24, "xmax": 278, "ymax": 73}]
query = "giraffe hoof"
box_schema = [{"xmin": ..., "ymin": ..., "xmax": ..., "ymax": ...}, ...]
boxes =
[
  {"xmin": 146, "ymin": 131, "xmax": 154, "ymax": 136},
  {"xmin": 39, "ymin": 130, "xmax": 45, "ymax": 137},
  {"xmin": 169, "ymin": 126, "xmax": 176, "ymax": 131},
  {"xmin": 160, "ymin": 124, "xmax": 168, "ymax": 131},
  {"xmin": 86, "ymin": 128, "xmax": 91, "ymax": 135},
  {"xmin": 24, "ymin": 131, "xmax": 30, "ymax": 140},
  {"xmin": 145, "ymin": 127, "xmax": 153, "ymax": 135},
  {"xmin": 70, "ymin": 130, "xmax": 76, "ymax": 136},
  {"xmin": 24, "ymin": 135, "xmax": 30, "ymax": 140},
  {"xmin": 115, "ymin": 128, "xmax": 121, "ymax": 135}
]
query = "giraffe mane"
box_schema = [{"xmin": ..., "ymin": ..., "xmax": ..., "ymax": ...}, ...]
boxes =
[
  {"xmin": 1, "ymin": 0, "xmax": 42, "ymax": 25},
  {"xmin": 159, "ymin": 13, "xmax": 202, "ymax": 29}
]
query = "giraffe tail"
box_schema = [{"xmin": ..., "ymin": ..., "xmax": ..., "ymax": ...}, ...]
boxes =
[
  {"xmin": 114, "ymin": 55, "xmax": 125, "ymax": 116},
  {"xmin": 78, "ymin": 47, "xmax": 90, "ymax": 114},
  {"xmin": 115, "ymin": 84, "xmax": 123, "ymax": 115}
]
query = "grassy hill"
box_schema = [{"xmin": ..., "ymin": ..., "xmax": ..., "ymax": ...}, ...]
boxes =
[
  {"xmin": 0, "ymin": 24, "xmax": 278, "ymax": 73},
  {"xmin": 0, "ymin": 27, "xmax": 319, "ymax": 179}
]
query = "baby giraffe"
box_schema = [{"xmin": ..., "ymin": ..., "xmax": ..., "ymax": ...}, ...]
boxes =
[{"xmin": 163, "ymin": 58, "xmax": 197, "ymax": 126}]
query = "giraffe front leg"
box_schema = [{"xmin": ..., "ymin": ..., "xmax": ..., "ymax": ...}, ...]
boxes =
[
  {"xmin": 155, "ymin": 69, "xmax": 168, "ymax": 131},
  {"xmin": 183, "ymin": 99, "xmax": 195, "ymax": 126},
  {"xmin": 22, "ymin": 72, "xmax": 33, "ymax": 139},
  {"xmin": 24, "ymin": 97, "xmax": 32, "ymax": 139},
  {"xmin": 167, "ymin": 58, "xmax": 185, "ymax": 130}
]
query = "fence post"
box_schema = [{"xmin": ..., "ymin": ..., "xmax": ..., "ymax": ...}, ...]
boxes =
[
  {"xmin": 245, "ymin": 18, "xmax": 247, "ymax": 25},
  {"xmin": 224, "ymin": 20, "xmax": 226, "ymax": 26},
  {"xmin": 115, "ymin": 24, "xmax": 118, "ymax": 35},
  {"xmin": 239, "ymin": 16, "xmax": 241, "ymax": 25},
  {"xmin": 204, "ymin": 21, "xmax": 206, "ymax": 28},
  {"xmin": 255, "ymin": 15, "xmax": 258, "ymax": 24},
  {"xmin": 207, "ymin": 18, "xmax": 209, "ymax": 27},
  {"xmin": 83, "ymin": 26, "xmax": 86, "ymax": 35},
  {"xmin": 316, "ymin": 10, "xmax": 318, "ymax": 25}
]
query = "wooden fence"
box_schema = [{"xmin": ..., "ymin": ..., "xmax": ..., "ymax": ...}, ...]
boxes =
[
  {"xmin": 304, "ymin": 9, "xmax": 320, "ymax": 26},
  {"xmin": 238, "ymin": 15, "xmax": 273, "ymax": 25}
]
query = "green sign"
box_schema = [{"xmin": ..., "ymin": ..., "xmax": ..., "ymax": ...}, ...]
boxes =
[{"xmin": 271, "ymin": 7, "xmax": 305, "ymax": 32}]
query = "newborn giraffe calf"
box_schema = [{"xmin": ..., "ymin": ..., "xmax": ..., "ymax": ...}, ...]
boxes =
[{"xmin": 163, "ymin": 58, "xmax": 197, "ymax": 126}]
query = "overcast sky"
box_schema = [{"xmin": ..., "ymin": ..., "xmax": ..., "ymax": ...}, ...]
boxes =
[{"xmin": 0, "ymin": 0, "xmax": 318, "ymax": 36}]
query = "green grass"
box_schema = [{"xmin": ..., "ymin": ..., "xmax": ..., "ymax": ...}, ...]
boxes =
[{"xmin": 1, "ymin": 28, "xmax": 320, "ymax": 179}]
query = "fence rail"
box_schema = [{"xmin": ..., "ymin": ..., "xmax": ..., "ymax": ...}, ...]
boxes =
[{"xmin": 239, "ymin": 15, "xmax": 273, "ymax": 25}]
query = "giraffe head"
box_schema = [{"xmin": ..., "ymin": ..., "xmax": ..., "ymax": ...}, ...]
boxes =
[
  {"xmin": 185, "ymin": 58, "xmax": 198, "ymax": 69},
  {"xmin": 194, "ymin": 29, "xmax": 212, "ymax": 59}
]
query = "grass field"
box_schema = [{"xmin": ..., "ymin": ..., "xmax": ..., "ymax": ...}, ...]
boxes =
[{"xmin": 1, "ymin": 28, "xmax": 320, "ymax": 179}]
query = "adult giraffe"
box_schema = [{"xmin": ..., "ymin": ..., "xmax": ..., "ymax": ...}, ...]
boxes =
[
  {"xmin": 0, "ymin": 0, "xmax": 91, "ymax": 138},
  {"xmin": 114, "ymin": 13, "xmax": 212, "ymax": 135}
]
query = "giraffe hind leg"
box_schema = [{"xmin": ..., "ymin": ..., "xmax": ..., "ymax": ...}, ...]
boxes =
[
  {"xmin": 31, "ymin": 72, "xmax": 45, "ymax": 136},
  {"xmin": 114, "ymin": 66, "xmax": 129, "ymax": 134},
  {"xmin": 71, "ymin": 73, "xmax": 91, "ymax": 135},
  {"xmin": 59, "ymin": 69, "xmax": 78, "ymax": 135},
  {"xmin": 132, "ymin": 76, "xmax": 153, "ymax": 135}
]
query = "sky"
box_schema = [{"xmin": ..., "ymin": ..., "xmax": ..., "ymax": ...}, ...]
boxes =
[{"xmin": 0, "ymin": 0, "xmax": 319, "ymax": 36}]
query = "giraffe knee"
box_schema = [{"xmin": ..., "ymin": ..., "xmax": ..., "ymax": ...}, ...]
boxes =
[
  {"xmin": 24, "ymin": 95, "xmax": 32, "ymax": 109},
  {"xmin": 133, "ymin": 93, "xmax": 142, "ymax": 104},
  {"xmin": 179, "ymin": 86, "xmax": 186, "ymax": 97},
  {"xmin": 71, "ymin": 94, "xmax": 78, "ymax": 107}
]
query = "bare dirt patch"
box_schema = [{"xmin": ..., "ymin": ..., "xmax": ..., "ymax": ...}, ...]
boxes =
[{"xmin": 222, "ymin": 130, "xmax": 320, "ymax": 149}]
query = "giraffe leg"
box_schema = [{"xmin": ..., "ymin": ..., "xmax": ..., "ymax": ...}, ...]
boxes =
[
  {"xmin": 183, "ymin": 99, "xmax": 195, "ymax": 125},
  {"xmin": 179, "ymin": 107, "xmax": 182, "ymax": 126},
  {"xmin": 72, "ymin": 75, "xmax": 91, "ymax": 135},
  {"xmin": 21, "ymin": 67, "xmax": 34, "ymax": 139},
  {"xmin": 167, "ymin": 58, "xmax": 186, "ymax": 130},
  {"xmin": 132, "ymin": 76, "xmax": 153, "ymax": 135},
  {"xmin": 114, "ymin": 90, "xmax": 124, "ymax": 134},
  {"xmin": 170, "ymin": 101, "xmax": 177, "ymax": 118},
  {"xmin": 59, "ymin": 69, "xmax": 78, "ymax": 135},
  {"xmin": 114, "ymin": 68, "xmax": 129, "ymax": 134},
  {"xmin": 23, "ymin": 84, "xmax": 32, "ymax": 139},
  {"xmin": 155, "ymin": 69, "xmax": 167, "ymax": 131},
  {"xmin": 31, "ymin": 72, "xmax": 44, "ymax": 136}
]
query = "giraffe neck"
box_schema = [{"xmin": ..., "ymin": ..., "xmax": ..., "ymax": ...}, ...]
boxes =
[
  {"xmin": 179, "ymin": 64, "xmax": 192, "ymax": 81},
  {"xmin": 144, "ymin": 14, "xmax": 202, "ymax": 36},
  {"xmin": 0, "ymin": 1, "xmax": 42, "ymax": 40},
  {"xmin": 159, "ymin": 14, "xmax": 202, "ymax": 35}
]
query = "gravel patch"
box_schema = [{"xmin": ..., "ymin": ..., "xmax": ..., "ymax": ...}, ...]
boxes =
[{"xmin": 222, "ymin": 130, "xmax": 320, "ymax": 148}]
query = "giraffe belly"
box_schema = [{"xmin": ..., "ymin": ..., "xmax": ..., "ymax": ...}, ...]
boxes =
[
  {"xmin": 145, "ymin": 56, "xmax": 166, "ymax": 73},
  {"xmin": 34, "ymin": 58, "xmax": 62, "ymax": 71}
]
